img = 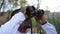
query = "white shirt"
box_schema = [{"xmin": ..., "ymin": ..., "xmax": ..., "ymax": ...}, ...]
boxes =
[{"xmin": 0, "ymin": 12, "xmax": 57, "ymax": 34}]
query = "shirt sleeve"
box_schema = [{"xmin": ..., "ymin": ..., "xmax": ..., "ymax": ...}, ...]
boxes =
[
  {"xmin": 0, "ymin": 12, "xmax": 26, "ymax": 34},
  {"xmin": 41, "ymin": 22, "xmax": 57, "ymax": 34}
]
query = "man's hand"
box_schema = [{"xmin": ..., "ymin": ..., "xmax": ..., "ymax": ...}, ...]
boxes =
[
  {"xmin": 35, "ymin": 15, "xmax": 47, "ymax": 25},
  {"xmin": 18, "ymin": 19, "xmax": 31, "ymax": 33}
]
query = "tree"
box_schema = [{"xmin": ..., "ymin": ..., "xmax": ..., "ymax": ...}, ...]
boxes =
[
  {"xmin": 20, "ymin": 0, "xmax": 27, "ymax": 7},
  {"xmin": 0, "ymin": 0, "xmax": 4, "ymax": 11},
  {"xmin": 9, "ymin": 0, "xmax": 18, "ymax": 8},
  {"xmin": 37, "ymin": 0, "xmax": 40, "ymax": 9}
]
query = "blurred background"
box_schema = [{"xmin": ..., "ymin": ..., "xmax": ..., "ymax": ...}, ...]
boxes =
[{"xmin": 0, "ymin": 0, "xmax": 60, "ymax": 34}]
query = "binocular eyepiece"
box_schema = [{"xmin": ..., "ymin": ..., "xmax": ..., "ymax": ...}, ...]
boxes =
[{"xmin": 26, "ymin": 6, "xmax": 44, "ymax": 17}]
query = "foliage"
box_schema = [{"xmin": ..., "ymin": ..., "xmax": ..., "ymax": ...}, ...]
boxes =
[
  {"xmin": 47, "ymin": 18, "xmax": 60, "ymax": 34},
  {"xmin": 32, "ymin": 17, "xmax": 60, "ymax": 34}
]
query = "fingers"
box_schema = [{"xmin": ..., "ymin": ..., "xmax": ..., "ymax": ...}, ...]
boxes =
[{"xmin": 35, "ymin": 15, "xmax": 47, "ymax": 25}]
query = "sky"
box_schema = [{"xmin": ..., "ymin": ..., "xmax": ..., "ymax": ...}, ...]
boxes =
[
  {"xmin": 26, "ymin": 0, "xmax": 60, "ymax": 12},
  {"xmin": 1, "ymin": 0, "xmax": 60, "ymax": 12}
]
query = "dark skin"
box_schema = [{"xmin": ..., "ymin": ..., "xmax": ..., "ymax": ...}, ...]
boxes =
[
  {"xmin": 18, "ymin": 18, "xmax": 31, "ymax": 33},
  {"xmin": 35, "ymin": 15, "xmax": 47, "ymax": 25}
]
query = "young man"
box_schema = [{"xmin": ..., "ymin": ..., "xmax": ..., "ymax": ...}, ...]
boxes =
[{"xmin": 0, "ymin": 7, "xmax": 57, "ymax": 34}]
